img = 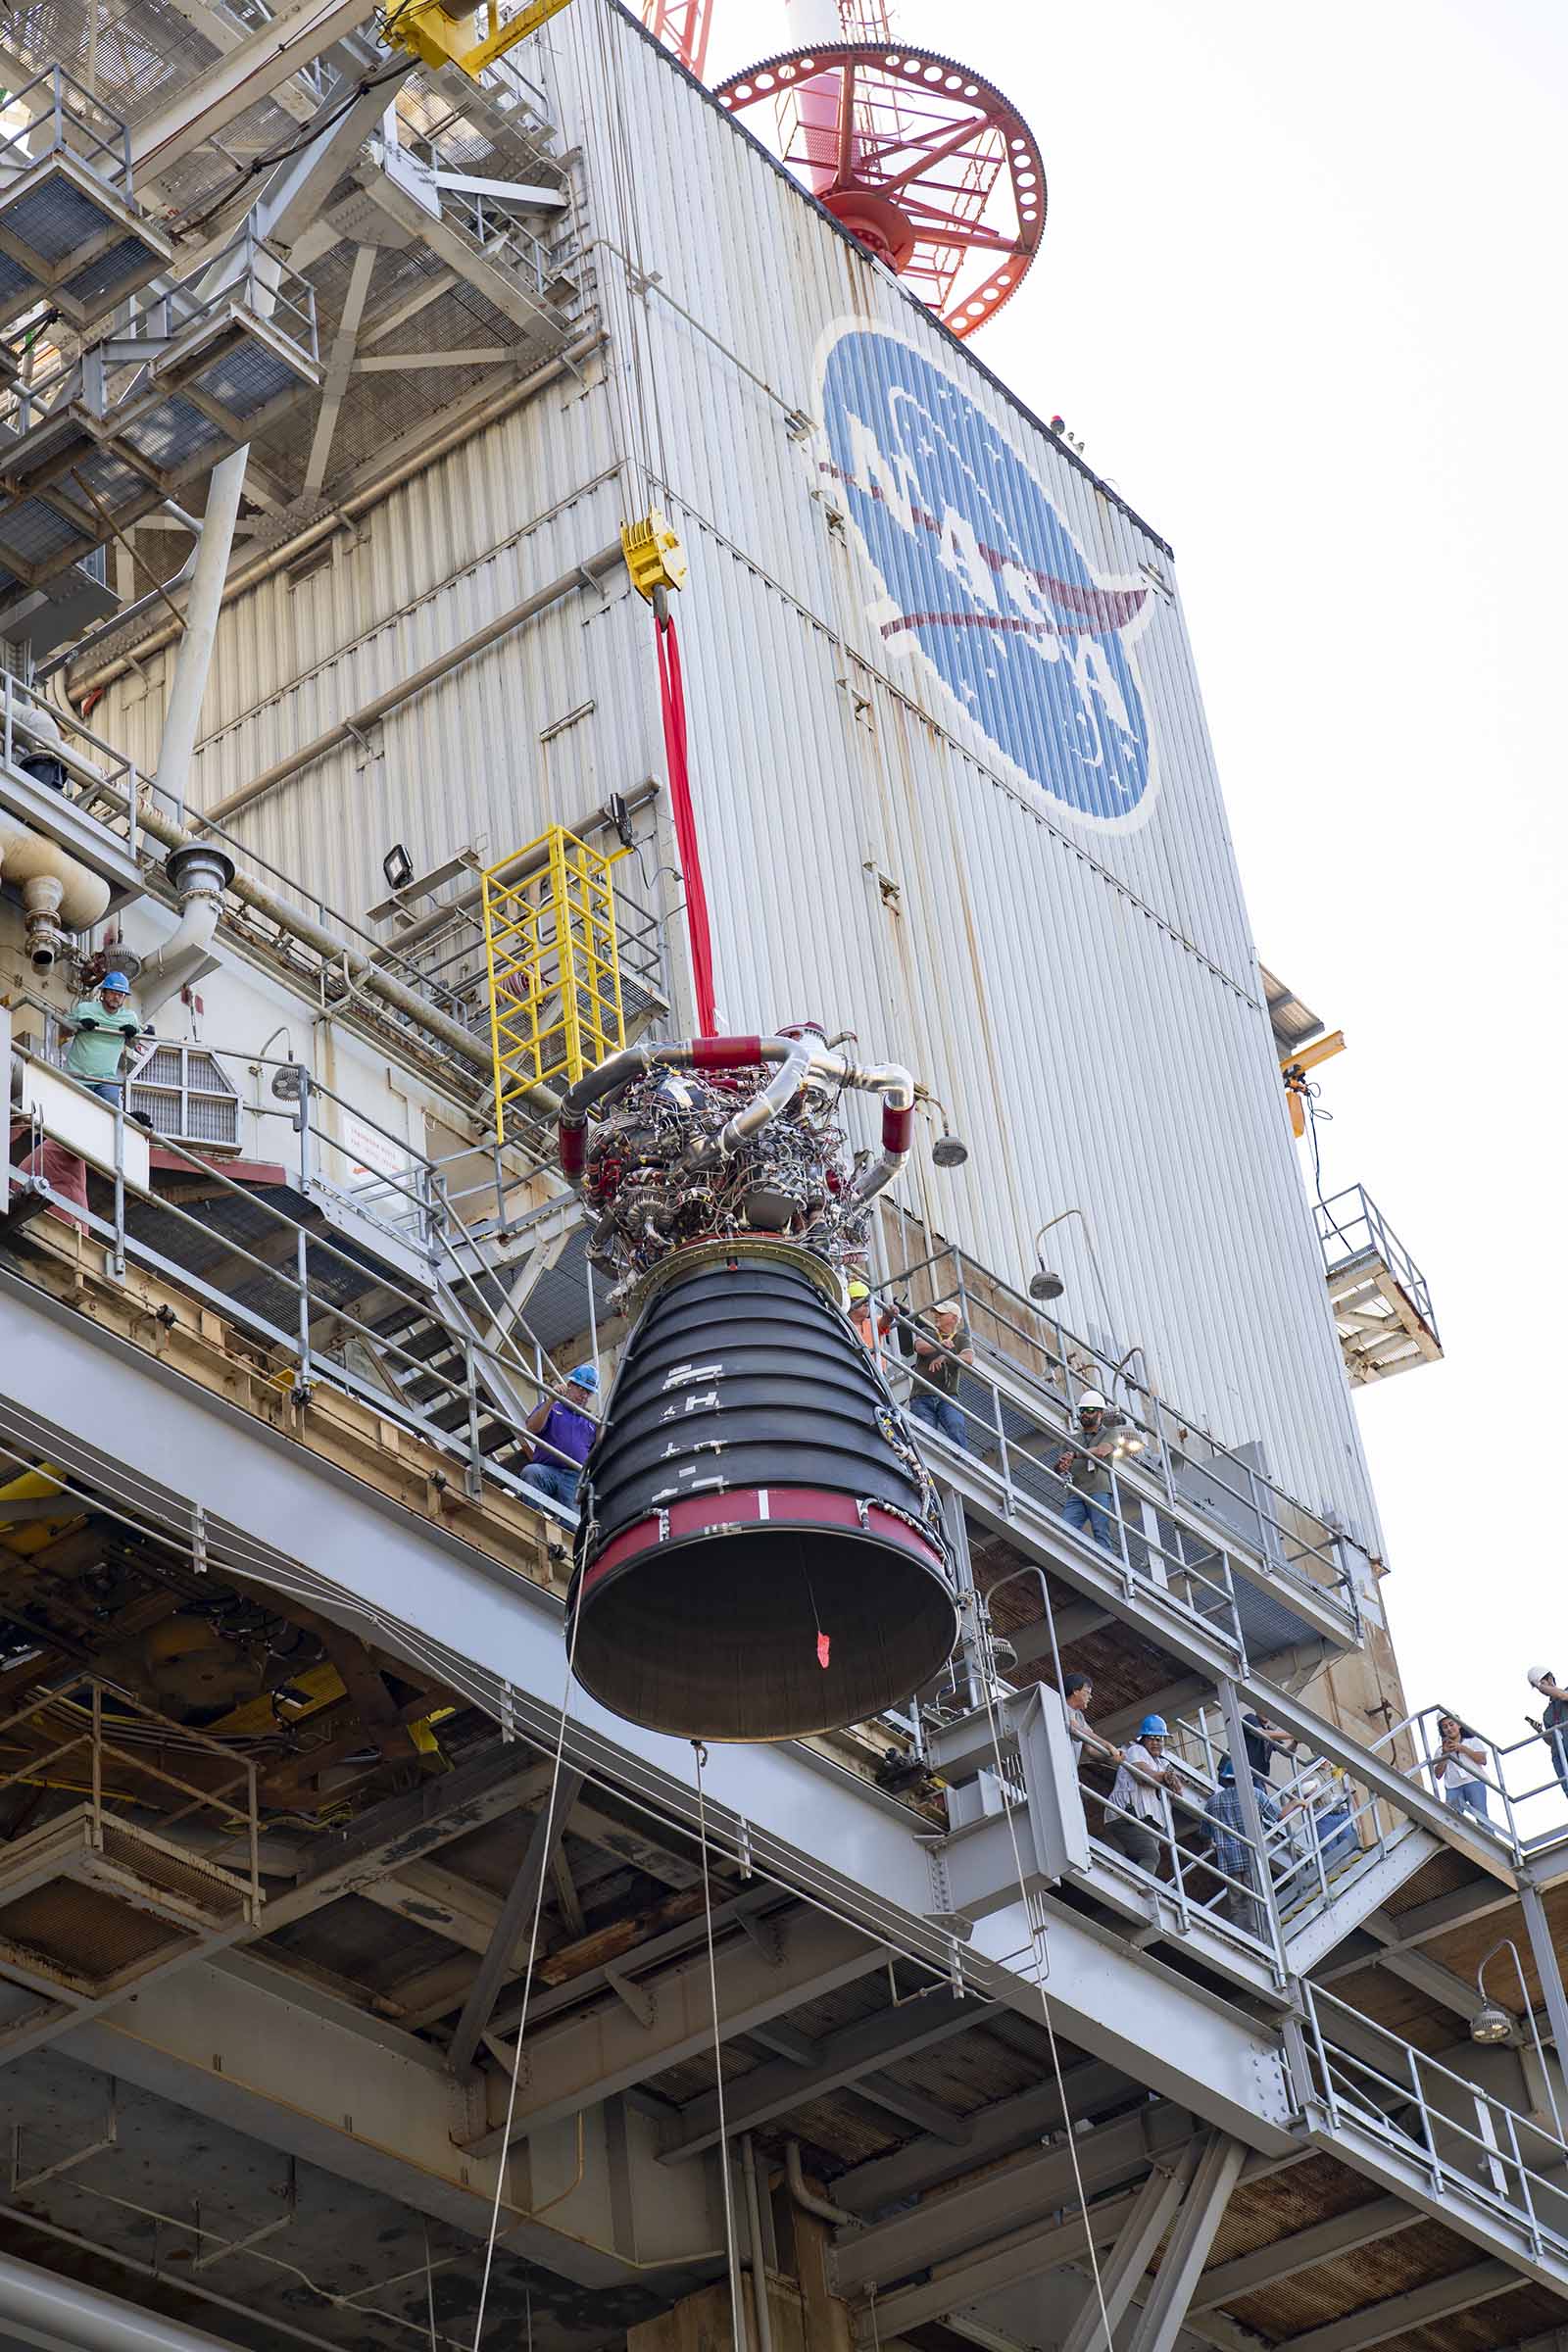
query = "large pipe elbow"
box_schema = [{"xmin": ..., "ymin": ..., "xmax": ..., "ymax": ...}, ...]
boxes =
[{"xmin": 135, "ymin": 843, "xmax": 236, "ymax": 1019}]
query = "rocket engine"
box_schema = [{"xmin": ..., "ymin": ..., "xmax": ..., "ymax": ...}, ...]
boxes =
[{"xmin": 559, "ymin": 1030, "xmax": 957, "ymax": 1741}]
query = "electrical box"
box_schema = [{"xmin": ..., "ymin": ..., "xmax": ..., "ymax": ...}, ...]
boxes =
[{"xmin": 925, "ymin": 1686, "xmax": 1092, "ymax": 1924}]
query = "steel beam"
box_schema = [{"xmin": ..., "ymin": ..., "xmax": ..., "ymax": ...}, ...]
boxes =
[
  {"xmin": 1272, "ymin": 2261, "xmax": 1520, "ymax": 2352},
  {"xmin": 1193, "ymin": 2197, "xmax": 1416, "ymax": 2309},
  {"xmin": 751, "ymin": 2007, "xmax": 971, "ymax": 2139},
  {"xmin": 833, "ymin": 2059, "xmax": 1132, "ymax": 2214},
  {"xmin": 1520, "ymin": 1883, "xmax": 1568, "ymax": 2063},
  {"xmin": 851, "ymin": 2185, "xmax": 1147, "ymax": 2342},
  {"xmin": 0, "ymin": 1289, "xmax": 1293, "ymax": 2156},
  {"xmin": 663, "ymin": 1988, "xmax": 978, "ymax": 2162},
  {"xmin": 1057, "ymin": 2142, "xmax": 1201, "ymax": 2352},
  {"xmin": 130, "ymin": 0, "xmax": 382, "ymax": 179},
  {"xmin": 835, "ymin": 2108, "xmax": 1194, "ymax": 2295},
  {"xmin": 160, "ymin": 0, "xmax": 321, "ymax": 123},
  {"xmin": 449, "ymin": 1766, "xmax": 584, "ymax": 2074},
  {"xmin": 49, "ymin": 1938, "xmax": 728, "ymax": 2284},
  {"xmin": 1122, "ymin": 2132, "xmax": 1246, "ymax": 2352},
  {"xmin": 467, "ymin": 1902, "xmax": 891, "ymax": 2155}
]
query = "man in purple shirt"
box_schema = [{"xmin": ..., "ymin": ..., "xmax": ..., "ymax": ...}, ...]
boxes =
[{"xmin": 520, "ymin": 1364, "xmax": 599, "ymax": 1514}]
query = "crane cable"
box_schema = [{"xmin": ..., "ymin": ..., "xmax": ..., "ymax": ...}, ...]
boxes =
[
  {"xmin": 656, "ymin": 601, "xmax": 717, "ymax": 1036},
  {"xmin": 972, "ymin": 1595, "xmax": 1116, "ymax": 2351},
  {"xmin": 469, "ymin": 1606, "xmax": 585, "ymax": 2349},
  {"xmin": 584, "ymin": 0, "xmax": 716, "ymax": 1034}
]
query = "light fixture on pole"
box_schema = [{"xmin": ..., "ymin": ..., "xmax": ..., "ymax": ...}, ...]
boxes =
[
  {"xmin": 1028, "ymin": 1205, "xmax": 1114, "ymax": 1334},
  {"xmin": 1471, "ymin": 1937, "xmax": 1566, "ymax": 2144},
  {"xmin": 916, "ymin": 1090, "xmax": 969, "ymax": 1168}
]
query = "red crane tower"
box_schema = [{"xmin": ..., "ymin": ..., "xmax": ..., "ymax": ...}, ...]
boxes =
[{"xmin": 637, "ymin": 0, "xmax": 1044, "ymax": 338}]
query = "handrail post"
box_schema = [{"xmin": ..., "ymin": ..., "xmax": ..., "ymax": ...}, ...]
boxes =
[
  {"xmin": 1216, "ymin": 1677, "xmax": 1285, "ymax": 1975},
  {"xmin": 294, "ymin": 1227, "xmax": 312, "ymax": 1394},
  {"xmin": 465, "ymin": 1342, "xmax": 485, "ymax": 1497},
  {"xmin": 111, "ymin": 1090, "xmax": 126, "ymax": 1279}
]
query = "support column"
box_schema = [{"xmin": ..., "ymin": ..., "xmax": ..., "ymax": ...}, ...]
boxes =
[
  {"xmin": 152, "ymin": 444, "xmax": 247, "ymax": 819},
  {"xmin": 1123, "ymin": 2133, "xmax": 1246, "ymax": 2352},
  {"xmin": 447, "ymin": 1766, "xmax": 584, "ymax": 2076},
  {"xmin": 1519, "ymin": 1883, "xmax": 1568, "ymax": 2073},
  {"xmin": 1057, "ymin": 2142, "xmax": 1200, "ymax": 2352},
  {"xmin": 1217, "ymin": 1676, "xmax": 1284, "ymax": 1962}
]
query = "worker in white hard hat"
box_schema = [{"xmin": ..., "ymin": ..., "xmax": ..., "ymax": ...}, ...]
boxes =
[
  {"xmin": 1053, "ymin": 1388, "xmax": 1126, "ymax": 1551},
  {"xmin": 1526, "ymin": 1667, "xmax": 1568, "ymax": 1800}
]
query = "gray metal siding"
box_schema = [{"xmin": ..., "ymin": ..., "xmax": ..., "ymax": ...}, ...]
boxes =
[{"xmin": 90, "ymin": 0, "xmax": 1381, "ymax": 1558}]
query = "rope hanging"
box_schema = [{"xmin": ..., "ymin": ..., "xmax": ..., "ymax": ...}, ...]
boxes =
[
  {"xmin": 694, "ymin": 1738, "xmax": 750, "ymax": 2352},
  {"xmin": 470, "ymin": 1621, "xmax": 584, "ymax": 2349}
]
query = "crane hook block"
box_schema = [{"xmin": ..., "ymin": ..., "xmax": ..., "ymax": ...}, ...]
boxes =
[{"xmin": 621, "ymin": 510, "xmax": 688, "ymax": 602}]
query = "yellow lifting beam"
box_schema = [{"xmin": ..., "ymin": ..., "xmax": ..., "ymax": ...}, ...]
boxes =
[
  {"xmin": 382, "ymin": 0, "xmax": 573, "ymax": 81},
  {"xmin": 481, "ymin": 823, "xmax": 627, "ymax": 1143},
  {"xmin": 1281, "ymin": 1028, "xmax": 1347, "ymax": 1138}
]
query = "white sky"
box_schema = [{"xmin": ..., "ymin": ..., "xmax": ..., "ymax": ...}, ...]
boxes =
[{"xmin": 713, "ymin": 1, "xmax": 1568, "ymax": 1770}]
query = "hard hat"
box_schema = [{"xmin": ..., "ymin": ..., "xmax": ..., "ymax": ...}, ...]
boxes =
[
  {"xmin": 1139, "ymin": 1714, "xmax": 1168, "ymax": 1738},
  {"xmin": 102, "ymin": 971, "xmax": 131, "ymax": 992},
  {"xmin": 1528, "ymin": 1666, "xmax": 1553, "ymax": 1690},
  {"xmin": 847, "ymin": 1280, "xmax": 870, "ymax": 1304},
  {"xmin": 1077, "ymin": 1388, "xmax": 1107, "ymax": 1413},
  {"xmin": 568, "ymin": 1363, "xmax": 600, "ymax": 1393}
]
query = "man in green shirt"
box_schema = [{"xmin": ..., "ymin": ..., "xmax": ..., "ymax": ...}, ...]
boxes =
[
  {"xmin": 902, "ymin": 1301, "xmax": 975, "ymax": 1447},
  {"xmin": 66, "ymin": 972, "xmax": 140, "ymax": 1105}
]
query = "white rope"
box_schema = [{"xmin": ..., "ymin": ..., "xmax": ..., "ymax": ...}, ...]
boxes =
[
  {"xmin": 695, "ymin": 1739, "xmax": 750, "ymax": 2352},
  {"xmin": 972, "ymin": 1596, "xmax": 1116, "ymax": 2352},
  {"xmin": 470, "ymin": 1611, "xmax": 584, "ymax": 2348}
]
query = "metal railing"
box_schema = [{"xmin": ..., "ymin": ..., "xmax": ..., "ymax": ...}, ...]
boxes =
[
  {"xmin": 1083, "ymin": 1752, "xmax": 1289, "ymax": 1981},
  {"xmin": 1370, "ymin": 1702, "xmax": 1568, "ymax": 1859},
  {"xmin": 4, "ymin": 1046, "xmax": 595, "ymax": 1514},
  {"xmin": 1315, "ymin": 1183, "xmax": 1438, "ymax": 1338},
  {"xmin": 0, "ymin": 1672, "xmax": 262, "ymax": 1921},
  {"xmin": 0, "ymin": 670, "xmax": 664, "ymax": 1138},
  {"xmin": 0, "ymin": 671, "xmax": 141, "ymax": 867},
  {"xmin": 1160, "ymin": 1697, "xmax": 1405, "ymax": 1944},
  {"xmin": 886, "ymin": 1237, "xmax": 1367, "ymax": 1620},
  {"xmin": 862, "ymin": 1254, "xmax": 1360, "ymax": 1666},
  {"xmin": 1298, "ymin": 1983, "xmax": 1568, "ymax": 2266},
  {"xmin": 0, "ymin": 66, "xmax": 134, "ymax": 193}
]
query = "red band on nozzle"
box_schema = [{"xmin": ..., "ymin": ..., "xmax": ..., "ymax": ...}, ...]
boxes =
[
  {"xmin": 881, "ymin": 1103, "xmax": 913, "ymax": 1153},
  {"xmin": 692, "ymin": 1035, "xmax": 763, "ymax": 1071},
  {"xmin": 560, "ymin": 1121, "xmax": 587, "ymax": 1176}
]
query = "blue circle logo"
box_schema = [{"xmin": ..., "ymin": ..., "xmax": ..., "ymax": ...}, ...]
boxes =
[{"xmin": 819, "ymin": 327, "xmax": 1156, "ymax": 825}]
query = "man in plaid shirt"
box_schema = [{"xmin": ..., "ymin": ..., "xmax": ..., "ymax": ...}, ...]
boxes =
[{"xmin": 1205, "ymin": 1757, "xmax": 1280, "ymax": 1940}]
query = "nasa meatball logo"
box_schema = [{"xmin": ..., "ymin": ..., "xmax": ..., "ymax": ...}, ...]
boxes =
[{"xmin": 818, "ymin": 326, "xmax": 1157, "ymax": 827}]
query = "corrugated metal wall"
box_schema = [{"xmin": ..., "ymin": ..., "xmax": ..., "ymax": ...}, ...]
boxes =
[{"xmin": 91, "ymin": 0, "xmax": 1382, "ymax": 1559}]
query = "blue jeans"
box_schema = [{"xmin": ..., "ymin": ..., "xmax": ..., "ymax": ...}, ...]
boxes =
[
  {"xmin": 1062, "ymin": 1489, "xmax": 1114, "ymax": 1550},
  {"xmin": 82, "ymin": 1080, "xmax": 122, "ymax": 1105},
  {"xmin": 910, "ymin": 1393, "xmax": 965, "ymax": 1446},
  {"xmin": 1446, "ymin": 1780, "xmax": 1490, "ymax": 1822},
  {"xmin": 521, "ymin": 1462, "xmax": 580, "ymax": 1511}
]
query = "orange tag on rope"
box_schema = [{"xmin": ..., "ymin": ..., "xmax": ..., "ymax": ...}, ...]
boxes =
[{"xmin": 816, "ymin": 1632, "xmax": 831, "ymax": 1671}]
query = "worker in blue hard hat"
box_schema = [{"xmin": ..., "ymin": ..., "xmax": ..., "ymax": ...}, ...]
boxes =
[
  {"xmin": 519, "ymin": 1363, "xmax": 599, "ymax": 1519},
  {"xmin": 65, "ymin": 970, "xmax": 141, "ymax": 1106},
  {"xmin": 1104, "ymin": 1713, "xmax": 1181, "ymax": 1877}
]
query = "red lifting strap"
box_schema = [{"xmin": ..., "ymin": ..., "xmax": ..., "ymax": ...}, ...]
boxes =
[{"xmin": 656, "ymin": 611, "xmax": 718, "ymax": 1038}]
